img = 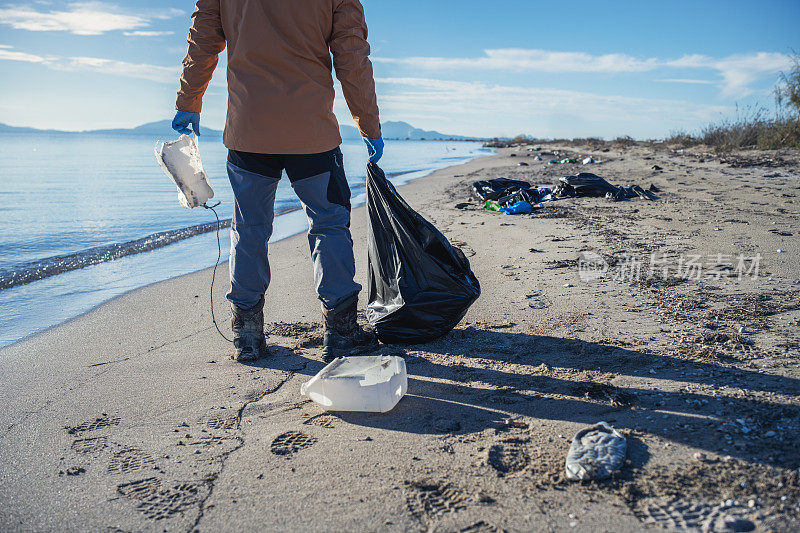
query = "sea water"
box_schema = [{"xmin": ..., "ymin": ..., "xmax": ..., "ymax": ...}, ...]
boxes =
[{"xmin": 0, "ymin": 132, "xmax": 488, "ymax": 347}]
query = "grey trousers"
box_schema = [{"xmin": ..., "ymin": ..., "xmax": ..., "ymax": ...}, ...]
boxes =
[{"xmin": 225, "ymin": 147, "xmax": 361, "ymax": 310}]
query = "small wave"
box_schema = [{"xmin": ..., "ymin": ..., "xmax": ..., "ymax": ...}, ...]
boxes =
[
  {"xmin": 385, "ymin": 168, "xmax": 425, "ymax": 179},
  {"xmin": 0, "ymin": 159, "xmax": 474, "ymax": 293},
  {"xmin": 0, "ymin": 206, "xmax": 300, "ymax": 291}
]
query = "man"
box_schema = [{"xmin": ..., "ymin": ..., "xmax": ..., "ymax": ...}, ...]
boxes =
[{"xmin": 172, "ymin": 0, "xmax": 383, "ymax": 363}]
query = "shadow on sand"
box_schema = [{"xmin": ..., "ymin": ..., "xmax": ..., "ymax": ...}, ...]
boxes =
[{"xmin": 251, "ymin": 326, "xmax": 800, "ymax": 469}]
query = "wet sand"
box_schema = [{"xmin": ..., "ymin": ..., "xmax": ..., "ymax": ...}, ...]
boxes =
[{"xmin": 1, "ymin": 143, "xmax": 798, "ymax": 531}]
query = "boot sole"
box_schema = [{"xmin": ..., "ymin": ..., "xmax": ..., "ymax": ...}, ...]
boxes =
[{"xmin": 232, "ymin": 341, "xmax": 270, "ymax": 363}]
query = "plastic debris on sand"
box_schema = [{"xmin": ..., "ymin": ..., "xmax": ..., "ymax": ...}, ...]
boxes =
[
  {"xmin": 565, "ymin": 421, "xmax": 626, "ymax": 481},
  {"xmin": 499, "ymin": 201, "xmax": 534, "ymax": 215},
  {"xmin": 300, "ymin": 355, "xmax": 407, "ymax": 413},
  {"xmin": 473, "ymin": 178, "xmax": 552, "ymax": 212}
]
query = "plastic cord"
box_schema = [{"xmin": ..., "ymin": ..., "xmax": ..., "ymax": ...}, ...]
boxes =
[{"xmin": 202, "ymin": 201, "xmax": 233, "ymax": 343}]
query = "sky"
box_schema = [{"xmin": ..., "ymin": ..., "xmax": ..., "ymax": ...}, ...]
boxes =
[{"xmin": 0, "ymin": 0, "xmax": 797, "ymax": 139}]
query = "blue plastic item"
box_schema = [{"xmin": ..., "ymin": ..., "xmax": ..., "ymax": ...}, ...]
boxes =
[{"xmin": 499, "ymin": 201, "xmax": 534, "ymax": 214}]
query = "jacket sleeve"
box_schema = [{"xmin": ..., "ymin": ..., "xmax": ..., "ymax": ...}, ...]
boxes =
[
  {"xmin": 175, "ymin": 0, "xmax": 226, "ymax": 113},
  {"xmin": 329, "ymin": 0, "xmax": 381, "ymax": 139}
]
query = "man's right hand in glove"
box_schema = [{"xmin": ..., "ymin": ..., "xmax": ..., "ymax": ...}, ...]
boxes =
[
  {"xmin": 172, "ymin": 110, "xmax": 201, "ymax": 136},
  {"xmin": 363, "ymin": 137, "xmax": 384, "ymax": 163}
]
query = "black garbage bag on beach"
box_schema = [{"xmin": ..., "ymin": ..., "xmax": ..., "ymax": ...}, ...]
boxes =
[
  {"xmin": 472, "ymin": 178, "xmax": 532, "ymax": 201},
  {"xmin": 366, "ymin": 163, "xmax": 480, "ymax": 344},
  {"xmin": 494, "ymin": 186, "xmax": 550, "ymax": 207},
  {"xmin": 553, "ymin": 173, "xmax": 618, "ymax": 197},
  {"xmin": 553, "ymin": 173, "xmax": 656, "ymax": 201},
  {"xmin": 612, "ymin": 184, "xmax": 656, "ymax": 201}
]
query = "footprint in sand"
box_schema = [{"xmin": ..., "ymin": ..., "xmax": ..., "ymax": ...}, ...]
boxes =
[
  {"xmin": 117, "ymin": 477, "xmax": 162, "ymax": 500},
  {"xmin": 107, "ymin": 446, "xmax": 156, "ymax": 474},
  {"xmin": 635, "ymin": 498, "xmax": 755, "ymax": 532},
  {"xmin": 270, "ymin": 431, "xmax": 317, "ymax": 456},
  {"xmin": 460, "ymin": 521, "xmax": 505, "ymax": 533},
  {"xmin": 404, "ymin": 480, "xmax": 466, "ymax": 523},
  {"xmin": 65, "ymin": 414, "xmax": 120, "ymax": 435},
  {"xmin": 303, "ymin": 413, "xmax": 338, "ymax": 429},
  {"xmin": 202, "ymin": 414, "xmax": 238, "ymax": 431},
  {"xmin": 487, "ymin": 439, "xmax": 530, "ymax": 474},
  {"xmin": 133, "ymin": 481, "xmax": 210, "ymax": 521},
  {"xmin": 71, "ymin": 435, "xmax": 108, "ymax": 454},
  {"xmin": 64, "ymin": 415, "xmax": 119, "ymax": 473}
]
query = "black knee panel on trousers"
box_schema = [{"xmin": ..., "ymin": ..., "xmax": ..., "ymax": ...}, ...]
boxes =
[{"xmin": 227, "ymin": 147, "xmax": 351, "ymax": 210}]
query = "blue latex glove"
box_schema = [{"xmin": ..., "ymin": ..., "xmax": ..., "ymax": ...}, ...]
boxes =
[
  {"xmin": 363, "ymin": 137, "xmax": 384, "ymax": 163},
  {"xmin": 172, "ymin": 110, "xmax": 201, "ymax": 136}
]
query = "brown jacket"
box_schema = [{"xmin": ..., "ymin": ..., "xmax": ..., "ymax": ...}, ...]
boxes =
[{"xmin": 176, "ymin": 0, "xmax": 381, "ymax": 154}]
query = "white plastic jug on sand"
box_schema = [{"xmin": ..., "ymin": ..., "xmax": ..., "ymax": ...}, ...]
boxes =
[
  {"xmin": 154, "ymin": 134, "xmax": 215, "ymax": 209},
  {"xmin": 300, "ymin": 356, "xmax": 407, "ymax": 413}
]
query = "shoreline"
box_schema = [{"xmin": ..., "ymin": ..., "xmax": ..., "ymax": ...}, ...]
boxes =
[
  {"xmin": 0, "ymin": 150, "xmax": 492, "ymax": 349},
  {"xmin": 0, "ymin": 160, "xmax": 479, "ymax": 292},
  {"xmin": 1, "ymin": 143, "xmax": 798, "ymax": 531}
]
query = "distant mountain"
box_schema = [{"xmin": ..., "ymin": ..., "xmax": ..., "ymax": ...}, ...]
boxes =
[
  {"xmin": 380, "ymin": 121, "xmax": 478, "ymax": 141},
  {"xmin": 341, "ymin": 121, "xmax": 478, "ymax": 141},
  {"xmin": 0, "ymin": 120, "xmax": 224, "ymax": 137},
  {"xmin": 88, "ymin": 120, "xmax": 222, "ymax": 137},
  {"xmin": 0, "ymin": 120, "xmax": 479, "ymax": 141},
  {"xmin": 0, "ymin": 123, "xmax": 54, "ymax": 134}
]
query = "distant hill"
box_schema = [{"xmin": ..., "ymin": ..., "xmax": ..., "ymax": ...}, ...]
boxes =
[
  {"xmin": 340, "ymin": 121, "xmax": 477, "ymax": 141},
  {"xmin": 88, "ymin": 120, "xmax": 222, "ymax": 137},
  {"xmin": 0, "ymin": 123, "xmax": 51, "ymax": 134},
  {"xmin": 380, "ymin": 121, "xmax": 478, "ymax": 141},
  {"xmin": 0, "ymin": 120, "xmax": 479, "ymax": 141},
  {"xmin": 0, "ymin": 120, "xmax": 224, "ymax": 137}
]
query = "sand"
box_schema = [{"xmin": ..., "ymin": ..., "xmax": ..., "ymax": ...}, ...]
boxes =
[{"xmin": 1, "ymin": 143, "xmax": 799, "ymax": 532}]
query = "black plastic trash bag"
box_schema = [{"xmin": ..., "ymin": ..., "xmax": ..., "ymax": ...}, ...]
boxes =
[
  {"xmin": 472, "ymin": 178, "xmax": 531, "ymax": 201},
  {"xmin": 553, "ymin": 173, "xmax": 656, "ymax": 201},
  {"xmin": 553, "ymin": 173, "xmax": 618, "ymax": 197},
  {"xmin": 366, "ymin": 163, "xmax": 480, "ymax": 344},
  {"xmin": 494, "ymin": 186, "xmax": 551, "ymax": 207}
]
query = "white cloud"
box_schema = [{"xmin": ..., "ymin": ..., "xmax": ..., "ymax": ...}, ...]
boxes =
[
  {"xmin": 55, "ymin": 56, "xmax": 177, "ymax": 83},
  {"xmin": 123, "ymin": 30, "xmax": 174, "ymax": 37},
  {"xmin": 0, "ymin": 44, "xmax": 46, "ymax": 62},
  {"xmin": 150, "ymin": 8, "xmax": 184, "ymax": 20},
  {"xmin": 655, "ymin": 78, "xmax": 714, "ymax": 85},
  {"xmin": 0, "ymin": 2, "xmax": 182, "ymax": 35},
  {"xmin": 667, "ymin": 52, "xmax": 790, "ymax": 97},
  {"xmin": 374, "ymin": 48, "xmax": 658, "ymax": 73},
  {"xmin": 370, "ymin": 77, "xmax": 730, "ymax": 138},
  {"xmin": 374, "ymin": 49, "xmax": 793, "ymax": 99},
  {"xmin": 0, "ymin": 43, "xmax": 178, "ymax": 83}
]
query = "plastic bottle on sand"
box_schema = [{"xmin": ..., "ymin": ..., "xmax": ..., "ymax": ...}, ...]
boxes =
[{"xmin": 300, "ymin": 356, "xmax": 407, "ymax": 413}]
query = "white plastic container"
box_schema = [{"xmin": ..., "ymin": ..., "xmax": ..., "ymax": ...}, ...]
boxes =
[
  {"xmin": 300, "ymin": 356, "xmax": 407, "ymax": 413},
  {"xmin": 154, "ymin": 134, "xmax": 215, "ymax": 209}
]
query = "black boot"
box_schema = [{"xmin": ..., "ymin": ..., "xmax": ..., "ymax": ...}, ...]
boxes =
[
  {"xmin": 231, "ymin": 296, "xmax": 268, "ymax": 362},
  {"xmin": 321, "ymin": 294, "xmax": 378, "ymax": 363}
]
